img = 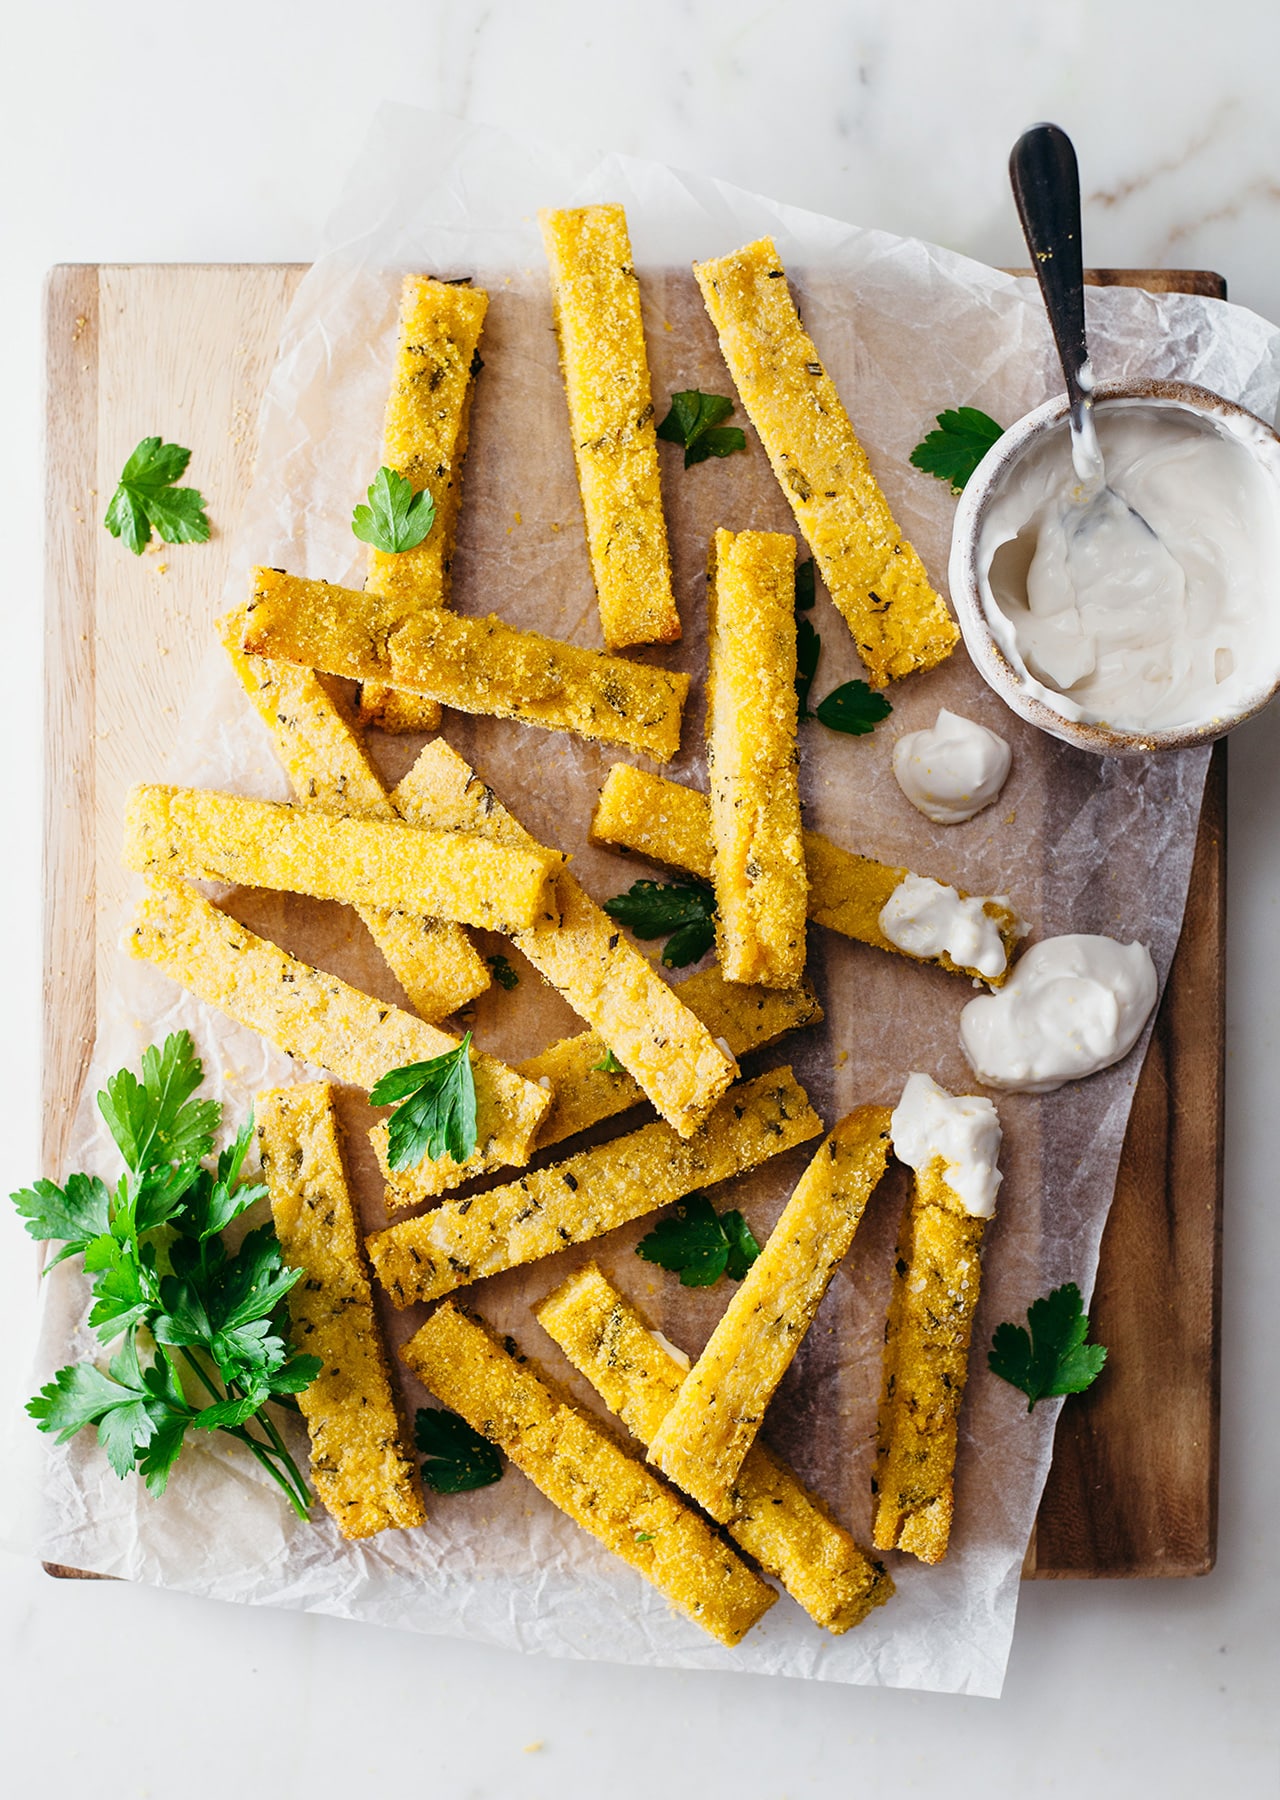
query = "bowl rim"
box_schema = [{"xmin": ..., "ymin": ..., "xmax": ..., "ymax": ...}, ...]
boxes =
[{"xmin": 947, "ymin": 379, "xmax": 1280, "ymax": 756}]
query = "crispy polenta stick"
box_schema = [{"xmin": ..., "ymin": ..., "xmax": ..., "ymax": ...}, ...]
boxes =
[
  {"xmin": 358, "ymin": 274, "xmax": 489, "ymax": 732},
  {"xmin": 256, "ymin": 1083, "xmax": 425, "ymax": 1539},
  {"xmin": 122, "ymin": 783, "xmax": 562, "ymax": 934},
  {"xmin": 401, "ymin": 1304, "xmax": 775, "ymax": 1646},
  {"xmin": 219, "ymin": 609, "xmax": 488, "ymax": 1021},
  {"xmin": 706, "ymin": 528, "xmax": 806, "ymax": 987},
  {"xmin": 536, "ymin": 1265, "xmax": 893, "ymax": 1633},
  {"xmin": 590, "ymin": 763, "xmax": 1023, "ymax": 985},
  {"xmin": 375, "ymin": 964, "xmax": 822, "ymax": 1208},
  {"xmin": 367, "ymin": 1066, "xmax": 821, "ymax": 1308},
  {"xmin": 388, "ymin": 739, "xmax": 734, "ymax": 1138},
  {"xmin": 242, "ymin": 568, "xmax": 688, "ymax": 763},
  {"xmin": 694, "ymin": 238, "xmax": 959, "ymax": 686},
  {"xmin": 871, "ymin": 1158, "xmax": 987, "ymax": 1565},
  {"xmin": 540, "ymin": 205, "xmax": 679, "ymax": 650},
  {"xmin": 129, "ymin": 878, "xmax": 550, "ymax": 1177},
  {"xmin": 648, "ymin": 1108, "xmax": 893, "ymax": 1519}
]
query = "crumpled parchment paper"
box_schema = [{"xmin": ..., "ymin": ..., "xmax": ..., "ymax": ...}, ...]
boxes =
[{"xmin": 25, "ymin": 106, "xmax": 1280, "ymax": 1696}]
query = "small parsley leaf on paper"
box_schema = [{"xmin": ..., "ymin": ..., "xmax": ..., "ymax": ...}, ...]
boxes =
[
  {"xmin": 486, "ymin": 954, "xmax": 520, "ymax": 991},
  {"xmin": 592, "ymin": 1046, "xmax": 625, "ymax": 1074},
  {"xmin": 988, "ymin": 1282, "xmax": 1108, "ymax": 1411},
  {"xmin": 603, "ymin": 879, "xmax": 718, "ymax": 969},
  {"xmin": 370, "ymin": 1034, "xmax": 478, "ymax": 1171},
  {"xmin": 909, "ymin": 407, "xmax": 1004, "ymax": 494},
  {"xmin": 795, "ymin": 559, "xmax": 822, "ymax": 719},
  {"xmin": 814, "ymin": 680, "xmax": 893, "ymax": 737},
  {"xmin": 415, "ymin": 1407, "xmax": 504, "ymax": 1493},
  {"xmin": 351, "ymin": 466, "xmax": 437, "ymax": 554},
  {"xmin": 656, "ymin": 389, "xmax": 748, "ymax": 467},
  {"xmin": 636, "ymin": 1195, "xmax": 761, "ymax": 1288},
  {"xmin": 103, "ymin": 437, "xmax": 211, "ymax": 555}
]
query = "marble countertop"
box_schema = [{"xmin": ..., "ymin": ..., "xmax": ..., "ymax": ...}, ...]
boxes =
[{"xmin": 2, "ymin": 2, "xmax": 1277, "ymax": 1793}]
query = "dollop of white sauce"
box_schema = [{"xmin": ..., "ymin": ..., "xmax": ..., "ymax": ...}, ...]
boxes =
[
  {"xmin": 959, "ymin": 933, "xmax": 1158, "ymax": 1093},
  {"xmin": 879, "ymin": 874, "xmax": 1012, "ymax": 981},
  {"xmin": 890, "ymin": 1072, "xmax": 1003, "ymax": 1219},
  {"xmin": 892, "ymin": 709, "xmax": 1012, "ymax": 825},
  {"xmin": 977, "ymin": 402, "xmax": 1280, "ymax": 732}
]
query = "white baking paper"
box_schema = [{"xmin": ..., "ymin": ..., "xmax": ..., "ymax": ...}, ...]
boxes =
[{"xmin": 24, "ymin": 105, "xmax": 1280, "ymax": 1696}]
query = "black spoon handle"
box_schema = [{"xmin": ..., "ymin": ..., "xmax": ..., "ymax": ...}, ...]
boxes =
[{"xmin": 1009, "ymin": 122, "xmax": 1091, "ymax": 432}]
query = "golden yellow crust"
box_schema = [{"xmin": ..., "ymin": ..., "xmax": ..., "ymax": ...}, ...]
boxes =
[
  {"xmin": 218, "ymin": 609, "xmax": 488, "ymax": 1022},
  {"xmin": 401, "ymin": 1305, "xmax": 775, "ymax": 1646},
  {"xmin": 243, "ymin": 568, "xmax": 689, "ymax": 763},
  {"xmin": 359, "ymin": 275, "xmax": 489, "ymax": 730},
  {"xmin": 872, "ymin": 1158, "xmax": 986, "ymax": 1564},
  {"xmin": 647, "ymin": 1107, "xmax": 893, "ymax": 1518},
  {"xmin": 367, "ymin": 1065, "xmax": 821, "ymax": 1307},
  {"xmin": 389, "ymin": 740, "xmax": 734, "ymax": 1139},
  {"xmin": 540, "ymin": 205, "xmax": 679, "ymax": 650},
  {"xmin": 693, "ymin": 238, "xmax": 959, "ymax": 685},
  {"xmin": 257, "ymin": 1083, "xmax": 425, "ymax": 1539},
  {"xmin": 706, "ymin": 529, "xmax": 806, "ymax": 986},
  {"xmin": 128, "ymin": 878, "xmax": 550, "ymax": 1177},
  {"xmin": 590, "ymin": 763, "xmax": 1022, "ymax": 984},
  {"xmin": 122, "ymin": 783, "xmax": 563, "ymax": 935},
  {"xmin": 536, "ymin": 1265, "xmax": 893, "ymax": 1634}
]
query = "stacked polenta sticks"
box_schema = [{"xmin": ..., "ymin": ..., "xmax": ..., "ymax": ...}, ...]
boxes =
[{"xmin": 114, "ymin": 208, "xmax": 1024, "ymax": 1650}]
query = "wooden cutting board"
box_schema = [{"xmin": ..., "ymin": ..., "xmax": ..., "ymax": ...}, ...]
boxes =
[{"xmin": 41, "ymin": 262, "xmax": 1225, "ymax": 1582}]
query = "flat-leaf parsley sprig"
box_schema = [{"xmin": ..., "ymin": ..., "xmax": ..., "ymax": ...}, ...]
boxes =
[
  {"xmin": 14, "ymin": 1033, "xmax": 320, "ymax": 1515},
  {"xmin": 603, "ymin": 880, "xmax": 718, "ymax": 969},
  {"xmin": 352, "ymin": 466, "xmax": 437, "ymax": 554},
  {"xmin": 910, "ymin": 406, "xmax": 1004, "ymax": 494},
  {"xmin": 988, "ymin": 1282, "xmax": 1107, "ymax": 1411},
  {"xmin": 415, "ymin": 1406, "xmax": 504, "ymax": 1494},
  {"xmin": 792, "ymin": 559, "xmax": 892, "ymax": 737},
  {"xmin": 370, "ymin": 1036, "xmax": 478, "ymax": 1171},
  {"xmin": 104, "ymin": 437, "xmax": 211, "ymax": 556},
  {"xmin": 636, "ymin": 1195, "xmax": 760, "ymax": 1288},
  {"xmin": 657, "ymin": 389, "xmax": 747, "ymax": 467}
]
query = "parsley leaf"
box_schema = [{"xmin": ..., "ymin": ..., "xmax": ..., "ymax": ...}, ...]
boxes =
[
  {"xmin": 486, "ymin": 954, "xmax": 520, "ymax": 991},
  {"xmin": 11, "ymin": 1173, "xmax": 113, "ymax": 1269},
  {"xmin": 909, "ymin": 407, "xmax": 1005, "ymax": 494},
  {"xmin": 988, "ymin": 1282, "xmax": 1108, "ymax": 1411},
  {"xmin": 351, "ymin": 466, "xmax": 436, "ymax": 554},
  {"xmin": 795, "ymin": 559, "xmax": 821, "ymax": 719},
  {"xmin": 592, "ymin": 1046, "xmax": 625, "ymax": 1074},
  {"xmin": 98, "ymin": 1031, "xmax": 220, "ymax": 1179},
  {"xmin": 370, "ymin": 1035, "xmax": 478, "ymax": 1170},
  {"xmin": 813, "ymin": 680, "xmax": 893, "ymax": 737},
  {"xmin": 103, "ymin": 437, "xmax": 211, "ymax": 555},
  {"xmin": 603, "ymin": 880, "xmax": 717, "ymax": 969},
  {"xmin": 636, "ymin": 1195, "xmax": 761, "ymax": 1288},
  {"xmin": 656, "ymin": 389, "xmax": 747, "ymax": 467},
  {"xmin": 415, "ymin": 1406, "xmax": 504, "ymax": 1493}
]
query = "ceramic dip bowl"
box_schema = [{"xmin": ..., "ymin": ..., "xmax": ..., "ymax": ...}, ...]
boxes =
[{"xmin": 948, "ymin": 380, "xmax": 1280, "ymax": 755}]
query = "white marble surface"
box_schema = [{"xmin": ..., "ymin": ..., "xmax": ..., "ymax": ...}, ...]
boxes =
[{"xmin": 2, "ymin": 0, "xmax": 1278, "ymax": 1792}]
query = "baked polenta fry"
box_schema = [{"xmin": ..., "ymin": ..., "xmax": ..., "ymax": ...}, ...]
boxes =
[
  {"xmin": 401, "ymin": 1304, "xmax": 775, "ymax": 1647},
  {"xmin": 128, "ymin": 878, "xmax": 550, "ymax": 1176},
  {"xmin": 257, "ymin": 1083, "xmax": 425, "ymax": 1539},
  {"xmin": 693, "ymin": 237, "xmax": 959, "ymax": 686},
  {"xmin": 589, "ymin": 763, "xmax": 1023, "ymax": 985},
  {"xmin": 218, "ymin": 609, "xmax": 488, "ymax": 1022},
  {"xmin": 647, "ymin": 1107, "xmax": 893, "ymax": 1519},
  {"xmin": 366, "ymin": 1065, "xmax": 821, "ymax": 1308},
  {"xmin": 536, "ymin": 1265, "xmax": 893, "ymax": 1634},
  {"xmin": 390, "ymin": 739, "xmax": 734, "ymax": 1139},
  {"xmin": 706, "ymin": 528, "xmax": 807, "ymax": 987},
  {"xmin": 242, "ymin": 568, "xmax": 688, "ymax": 763},
  {"xmin": 358, "ymin": 274, "xmax": 489, "ymax": 732},
  {"xmin": 540, "ymin": 205, "xmax": 679, "ymax": 650},
  {"xmin": 871, "ymin": 1157, "xmax": 987, "ymax": 1565},
  {"xmin": 122, "ymin": 783, "xmax": 563, "ymax": 935}
]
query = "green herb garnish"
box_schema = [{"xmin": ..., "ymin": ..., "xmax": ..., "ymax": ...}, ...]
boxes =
[
  {"xmin": 813, "ymin": 679, "xmax": 892, "ymax": 736},
  {"xmin": 415, "ymin": 1406, "xmax": 504, "ymax": 1494},
  {"xmin": 104, "ymin": 437, "xmax": 211, "ymax": 555},
  {"xmin": 656, "ymin": 390, "xmax": 747, "ymax": 467},
  {"xmin": 593, "ymin": 1046, "xmax": 626, "ymax": 1074},
  {"xmin": 636, "ymin": 1195, "xmax": 760, "ymax": 1288},
  {"xmin": 603, "ymin": 880, "xmax": 717, "ymax": 969},
  {"xmin": 794, "ymin": 559, "xmax": 821, "ymax": 719},
  {"xmin": 369, "ymin": 1035, "xmax": 478, "ymax": 1171},
  {"xmin": 909, "ymin": 407, "xmax": 1004, "ymax": 494},
  {"xmin": 351, "ymin": 466, "xmax": 437, "ymax": 554},
  {"xmin": 14, "ymin": 1032, "xmax": 319, "ymax": 1513},
  {"xmin": 988, "ymin": 1282, "xmax": 1108, "ymax": 1412},
  {"xmin": 487, "ymin": 954, "xmax": 520, "ymax": 991}
]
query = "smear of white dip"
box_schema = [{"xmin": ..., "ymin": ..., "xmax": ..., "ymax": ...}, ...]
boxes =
[
  {"xmin": 892, "ymin": 709, "xmax": 1012, "ymax": 825},
  {"xmin": 890, "ymin": 1072, "xmax": 1003, "ymax": 1219},
  {"xmin": 879, "ymin": 874, "xmax": 1013, "ymax": 981}
]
